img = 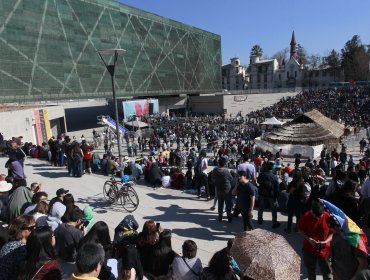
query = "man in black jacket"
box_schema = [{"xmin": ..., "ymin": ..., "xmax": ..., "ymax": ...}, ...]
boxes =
[
  {"xmin": 213, "ymin": 157, "xmax": 233, "ymax": 223},
  {"xmin": 257, "ymin": 161, "xmax": 280, "ymax": 228}
]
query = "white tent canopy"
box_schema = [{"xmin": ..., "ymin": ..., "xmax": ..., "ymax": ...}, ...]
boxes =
[
  {"xmin": 124, "ymin": 120, "xmax": 149, "ymax": 128},
  {"xmin": 261, "ymin": 117, "xmax": 285, "ymax": 126}
]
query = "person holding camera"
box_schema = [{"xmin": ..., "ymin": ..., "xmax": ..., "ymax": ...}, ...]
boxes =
[{"xmin": 54, "ymin": 205, "xmax": 85, "ymax": 263}]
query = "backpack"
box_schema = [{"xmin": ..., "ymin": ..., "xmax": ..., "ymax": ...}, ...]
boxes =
[{"xmin": 113, "ymin": 215, "xmax": 139, "ymax": 259}]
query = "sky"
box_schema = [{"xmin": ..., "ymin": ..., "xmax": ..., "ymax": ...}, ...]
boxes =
[{"xmin": 118, "ymin": 0, "xmax": 370, "ymax": 66}]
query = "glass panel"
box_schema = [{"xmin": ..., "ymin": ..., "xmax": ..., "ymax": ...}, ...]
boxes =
[{"xmin": 0, "ymin": 0, "xmax": 221, "ymax": 101}]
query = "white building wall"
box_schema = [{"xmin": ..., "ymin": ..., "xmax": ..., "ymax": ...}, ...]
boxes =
[{"xmin": 0, "ymin": 106, "xmax": 65, "ymax": 143}]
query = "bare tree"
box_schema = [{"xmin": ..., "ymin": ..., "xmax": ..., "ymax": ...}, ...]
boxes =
[{"xmin": 272, "ymin": 48, "xmax": 289, "ymax": 64}]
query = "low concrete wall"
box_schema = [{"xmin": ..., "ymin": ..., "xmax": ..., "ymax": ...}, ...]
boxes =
[{"xmin": 255, "ymin": 137, "xmax": 323, "ymax": 159}]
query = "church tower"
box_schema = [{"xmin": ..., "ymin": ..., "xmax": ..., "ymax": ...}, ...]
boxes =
[{"xmin": 290, "ymin": 31, "xmax": 297, "ymax": 60}]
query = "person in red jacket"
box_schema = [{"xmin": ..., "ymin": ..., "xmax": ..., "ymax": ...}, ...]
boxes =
[{"xmin": 297, "ymin": 199, "xmax": 333, "ymax": 280}]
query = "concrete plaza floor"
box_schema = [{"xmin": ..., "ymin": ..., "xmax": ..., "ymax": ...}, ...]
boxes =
[
  {"xmin": 1, "ymin": 155, "xmax": 308, "ymax": 278},
  {"xmin": 6, "ymin": 131, "xmax": 364, "ymax": 279},
  {"xmin": 1, "ymin": 128, "xmax": 366, "ymax": 279}
]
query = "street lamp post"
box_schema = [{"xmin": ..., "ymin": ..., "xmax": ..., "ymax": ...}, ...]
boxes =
[{"xmin": 97, "ymin": 49, "xmax": 125, "ymax": 176}]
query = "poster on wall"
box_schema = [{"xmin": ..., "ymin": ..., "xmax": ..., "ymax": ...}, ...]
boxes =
[
  {"xmin": 34, "ymin": 110, "xmax": 43, "ymax": 145},
  {"xmin": 33, "ymin": 109, "xmax": 52, "ymax": 145},
  {"xmin": 122, "ymin": 99, "xmax": 159, "ymax": 122},
  {"xmin": 43, "ymin": 109, "xmax": 52, "ymax": 140}
]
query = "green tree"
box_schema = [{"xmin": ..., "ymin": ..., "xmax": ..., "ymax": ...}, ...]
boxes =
[
  {"xmin": 323, "ymin": 49, "xmax": 342, "ymax": 81},
  {"xmin": 341, "ymin": 35, "xmax": 369, "ymax": 80},
  {"xmin": 250, "ymin": 45, "xmax": 263, "ymax": 57}
]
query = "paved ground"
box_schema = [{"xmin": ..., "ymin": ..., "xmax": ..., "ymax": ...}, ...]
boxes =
[{"xmin": 1, "ymin": 124, "xmax": 366, "ymax": 279}]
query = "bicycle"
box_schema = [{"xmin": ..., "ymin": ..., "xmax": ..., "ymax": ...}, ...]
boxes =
[{"xmin": 103, "ymin": 176, "xmax": 139, "ymax": 212}]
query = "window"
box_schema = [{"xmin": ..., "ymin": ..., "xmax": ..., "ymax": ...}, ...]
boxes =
[
  {"xmin": 279, "ymin": 74, "xmax": 281, "ymax": 81},
  {"xmin": 264, "ymin": 84, "xmax": 267, "ymax": 89},
  {"xmin": 235, "ymin": 68, "xmax": 238, "ymax": 74},
  {"xmin": 264, "ymin": 74, "xmax": 267, "ymax": 82},
  {"xmin": 322, "ymin": 71, "xmax": 327, "ymax": 77},
  {"xmin": 258, "ymin": 66, "xmax": 262, "ymax": 73},
  {"xmin": 287, "ymin": 71, "xmax": 289, "ymax": 78},
  {"xmin": 257, "ymin": 75, "xmax": 261, "ymax": 83},
  {"xmin": 295, "ymin": 71, "xmax": 297, "ymax": 78},
  {"xmin": 315, "ymin": 71, "xmax": 319, "ymax": 77}
]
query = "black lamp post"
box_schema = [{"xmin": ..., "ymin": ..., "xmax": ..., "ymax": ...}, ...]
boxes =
[{"xmin": 97, "ymin": 49, "xmax": 125, "ymax": 176}]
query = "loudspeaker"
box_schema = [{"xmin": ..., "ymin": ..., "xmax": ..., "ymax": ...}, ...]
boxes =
[{"xmin": 149, "ymin": 102, "xmax": 154, "ymax": 115}]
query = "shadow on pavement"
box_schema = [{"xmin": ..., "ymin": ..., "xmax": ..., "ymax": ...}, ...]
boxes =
[
  {"xmin": 143, "ymin": 202, "xmax": 242, "ymax": 242},
  {"xmin": 76, "ymin": 196, "xmax": 134, "ymax": 214},
  {"xmin": 33, "ymin": 171, "xmax": 68, "ymax": 178}
]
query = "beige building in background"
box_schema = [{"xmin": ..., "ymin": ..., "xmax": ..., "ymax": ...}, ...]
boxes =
[
  {"xmin": 249, "ymin": 31, "xmax": 337, "ymax": 90},
  {"xmin": 222, "ymin": 58, "xmax": 249, "ymax": 90}
]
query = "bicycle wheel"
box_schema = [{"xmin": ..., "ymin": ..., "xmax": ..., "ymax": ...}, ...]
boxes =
[
  {"xmin": 103, "ymin": 181, "xmax": 118, "ymax": 203},
  {"xmin": 120, "ymin": 185, "xmax": 139, "ymax": 212}
]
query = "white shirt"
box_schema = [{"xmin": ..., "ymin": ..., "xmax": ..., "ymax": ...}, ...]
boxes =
[{"xmin": 201, "ymin": 158, "xmax": 208, "ymax": 175}]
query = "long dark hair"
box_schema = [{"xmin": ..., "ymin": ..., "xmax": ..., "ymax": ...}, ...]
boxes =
[
  {"xmin": 150, "ymin": 229, "xmax": 175, "ymax": 276},
  {"xmin": 119, "ymin": 244, "xmax": 144, "ymax": 280},
  {"xmin": 208, "ymin": 247, "xmax": 233, "ymax": 279},
  {"xmin": 18, "ymin": 226, "xmax": 56, "ymax": 280},
  {"xmin": 79, "ymin": 221, "xmax": 113, "ymax": 259}
]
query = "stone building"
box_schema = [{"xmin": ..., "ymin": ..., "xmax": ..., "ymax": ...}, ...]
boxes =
[
  {"xmin": 222, "ymin": 58, "xmax": 249, "ymax": 90},
  {"xmin": 249, "ymin": 32, "xmax": 337, "ymax": 89}
]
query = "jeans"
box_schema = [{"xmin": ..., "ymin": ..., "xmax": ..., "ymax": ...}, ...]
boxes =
[
  {"xmin": 240, "ymin": 209, "xmax": 255, "ymax": 231},
  {"xmin": 287, "ymin": 196, "xmax": 302, "ymax": 230},
  {"xmin": 257, "ymin": 196, "xmax": 279, "ymax": 225},
  {"xmin": 67, "ymin": 158, "xmax": 73, "ymax": 175},
  {"xmin": 58, "ymin": 151, "xmax": 65, "ymax": 167},
  {"xmin": 302, "ymin": 249, "xmax": 332, "ymax": 280},
  {"xmin": 73, "ymin": 157, "xmax": 83, "ymax": 177},
  {"xmin": 217, "ymin": 192, "xmax": 233, "ymax": 222},
  {"xmin": 196, "ymin": 173, "xmax": 209, "ymax": 197}
]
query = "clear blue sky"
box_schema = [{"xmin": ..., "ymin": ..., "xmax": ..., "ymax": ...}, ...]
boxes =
[{"xmin": 119, "ymin": 0, "xmax": 370, "ymax": 65}]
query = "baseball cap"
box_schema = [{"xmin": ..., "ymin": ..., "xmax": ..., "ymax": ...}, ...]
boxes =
[{"xmin": 56, "ymin": 188, "xmax": 69, "ymax": 196}]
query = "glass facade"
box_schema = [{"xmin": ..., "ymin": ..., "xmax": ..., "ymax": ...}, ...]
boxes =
[{"xmin": 0, "ymin": 0, "xmax": 221, "ymax": 102}]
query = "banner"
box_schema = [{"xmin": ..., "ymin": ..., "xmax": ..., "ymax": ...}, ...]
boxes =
[
  {"xmin": 34, "ymin": 109, "xmax": 52, "ymax": 145},
  {"xmin": 39, "ymin": 109, "xmax": 48, "ymax": 144},
  {"xmin": 43, "ymin": 109, "xmax": 52, "ymax": 140},
  {"xmin": 34, "ymin": 110, "xmax": 43, "ymax": 145}
]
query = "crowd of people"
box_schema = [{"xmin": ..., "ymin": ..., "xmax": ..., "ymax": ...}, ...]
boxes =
[
  {"xmin": 0, "ymin": 86, "xmax": 370, "ymax": 279},
  {"xmin": 0, "ymin": 175, "xmax": 244, "ymax": 280}
]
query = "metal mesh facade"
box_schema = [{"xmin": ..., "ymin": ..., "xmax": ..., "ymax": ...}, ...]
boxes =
[{"xmin": 0, "ymin": 0, "xmax": 221, "ymax": 102}]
